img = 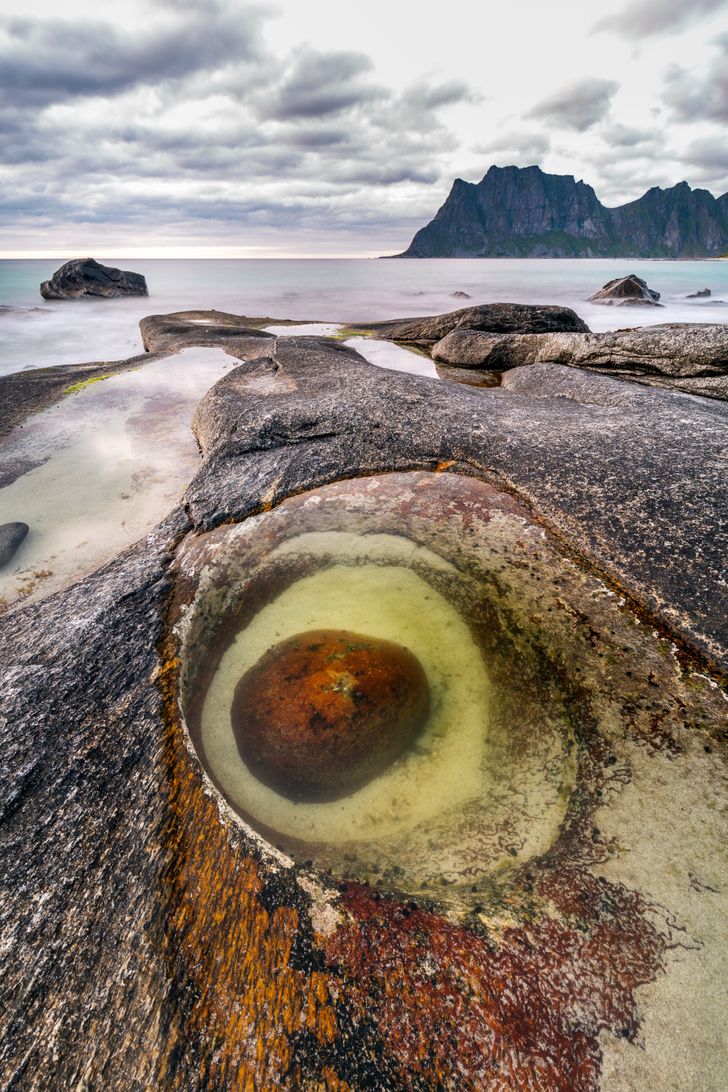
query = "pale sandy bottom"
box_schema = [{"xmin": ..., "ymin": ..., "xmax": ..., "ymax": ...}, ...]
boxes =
[{"xmin": 0, "ymin": 347, "xmax": 233, "ymax": 607}]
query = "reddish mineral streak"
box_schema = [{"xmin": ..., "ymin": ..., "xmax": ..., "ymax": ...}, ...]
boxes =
[{"xmin": 231, "ymin": 629, "xmax": 430, "ymax": 801}]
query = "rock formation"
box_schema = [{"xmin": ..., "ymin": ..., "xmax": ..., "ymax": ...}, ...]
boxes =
[
  {"xmin": 350, "ymin": 301, "xmax": 589, "ymax": 347},
  {"xmin": 40, "ymin": 258, "xmax": 148, "ymax": 299},
  {"xmin": 1, "ymin": 312, "xmax": 727, "ymax": 1090},
  {"xmin": 587, "ymin": 274, "xmax": 661, "ymax": 306},
  {"xmin": 395, "ymin": 165, "xmax": 728, "ymax": 258},
  {"xmin": 431, "ymin": 322, "xmax": 728, "ymax": 400}
]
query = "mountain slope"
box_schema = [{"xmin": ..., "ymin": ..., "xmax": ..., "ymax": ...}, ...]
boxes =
[{"xmin": 396, "ymin": 166, "xmax": 728, "ymax": 258}]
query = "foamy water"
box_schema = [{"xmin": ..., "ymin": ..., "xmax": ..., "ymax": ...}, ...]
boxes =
[{"xmin": 1, "ymin": 257, "xmax": 727, "ymax": 377}]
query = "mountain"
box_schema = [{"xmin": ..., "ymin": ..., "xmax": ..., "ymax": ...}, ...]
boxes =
[{"xmin": 394, "ymin": 165, "xmax": 728, "ymax": 258}]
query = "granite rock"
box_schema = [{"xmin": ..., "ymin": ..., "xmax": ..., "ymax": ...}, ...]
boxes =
[
  {"xmin": 352, "ymin": 302, "xmax": 589, "ymax": 346},
  {"xmin": 432, "ymin": 322, "xmax": 728, "ymax": 400},
  {"xmin": 1, "ymin": 322, "xmax": 727, "ymax": 1090}
]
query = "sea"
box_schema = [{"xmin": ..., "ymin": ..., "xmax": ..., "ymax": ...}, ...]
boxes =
[{"xmin": 1, "ymin": 257, "xmax": 727, "ymax": 378}]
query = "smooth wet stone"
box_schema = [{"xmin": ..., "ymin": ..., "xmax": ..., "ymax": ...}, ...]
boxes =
[
  {"xmin": 0, "ymin": 522, "xmax": 28, "ymax": 568},
  {"xmin": 231, "ymin": 629, "xmax": 430, "ymax": 801}
]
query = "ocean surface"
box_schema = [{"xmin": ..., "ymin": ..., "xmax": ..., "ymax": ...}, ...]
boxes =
[{"xmin": 1, "ymin": 258, "xmax": 727, "ymax": 378}]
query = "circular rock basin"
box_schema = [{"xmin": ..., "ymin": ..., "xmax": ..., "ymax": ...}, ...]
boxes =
[{"xmin": 174, "ymin": 471, "xmax": 587, "ymax": 907}]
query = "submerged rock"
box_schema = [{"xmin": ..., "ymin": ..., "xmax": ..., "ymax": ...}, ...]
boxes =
[
  {"xmin": 587, "ymin": 274, "xmax": 661, "ymax": 306},
  {"xmin": 232, "ymin": 629, "xmax": 430, "ymax": 801},
  {"xmin": 0, "ymin": 522, "xmax": 28, "ymax": 567},
  {"xmin": 40, "ymin": 258, "xmax": 148, "ymax": 300},
  {"xmin": 687, "ymin": 288, "xmax": 711, "ymax": 298}
]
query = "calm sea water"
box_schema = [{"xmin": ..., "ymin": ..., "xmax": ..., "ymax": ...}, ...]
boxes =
[{"xmin": 1, "ymin": 257, "xmax": 727, "ymax": 377}]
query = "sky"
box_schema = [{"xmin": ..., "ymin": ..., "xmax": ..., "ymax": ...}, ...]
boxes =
[{"xmin": 1, "ymin": 0, "xmax": 727, "ymax": 257}]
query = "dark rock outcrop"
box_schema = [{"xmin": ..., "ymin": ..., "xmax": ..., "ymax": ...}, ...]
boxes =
[
  {"xmin": 587, "ymin": 274, "xmax": 661, "ymax": 306},
  {"xmin": 0, "ymin": 522, "xmax": 28, "ymax": 567},
  {"xmin": 688, "ymin": 289, "xmax": 711, "ymax": 298},
  {"xmin": 395, "ymin": 165, "xmax": 728, "ymax": 258},
  {"xmin": 352, "ymin": 302, "xmax": 589, "ymax": 346},
  {"xmin": 40, "ymin": 258, "xmax": 148, "ymax": 300}
]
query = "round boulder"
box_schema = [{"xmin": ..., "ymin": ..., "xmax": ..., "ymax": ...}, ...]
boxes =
[{"xmin": 231, "ymin": 629, "xmax": 430, "ymax": 801}]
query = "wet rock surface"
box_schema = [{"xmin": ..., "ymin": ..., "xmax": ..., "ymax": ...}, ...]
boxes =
[
  {"xmin": 1, "ymin": 315, "xmax": 727, "ymax": 1090},
  {"xmin": 0, "ymin": 522, "xmax": 28, "ymax": 567},
  {"xmin": 231, "ymin": 630, "xmax": 430, "ymax": 801},
  {"xmin": 40, "ymin": 258, "xmax": 148, "ymax": 300},
  {"xmin": 587, "ymin": 273, "xmax": 661, "ymax": 306}
]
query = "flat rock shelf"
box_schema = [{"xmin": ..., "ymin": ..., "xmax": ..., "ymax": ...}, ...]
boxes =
[{"xmin": 0, "ymin": 310, "xmax": 726, "ymax": 1091}]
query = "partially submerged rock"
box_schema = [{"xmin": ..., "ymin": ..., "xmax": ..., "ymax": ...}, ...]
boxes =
[
  {"xmin": 350, "ymin": 302, "xmax": 589, "ymax": 345},
  {"xmin": 0, "ymin": 522, "xmax": 28, "ymax": 568},
  {"xmin": 40, "ymin": 258, "xmax": 148, "ymax": 300},
  {"xmin": 687, "ymin": 288, "xmax": 711, "ymax": 298},
  {"xmin": 587, "ymin": 274, "xmax": 661, "ymax": 306}
]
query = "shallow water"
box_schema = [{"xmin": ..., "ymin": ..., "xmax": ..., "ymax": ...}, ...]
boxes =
[
  {"xmin": 0, "ymin": 347, "xmax": 234, "ymax": 607},
  {"xmin": 2, "ymin": 257, "xmax": 727, "ymax": 377}
]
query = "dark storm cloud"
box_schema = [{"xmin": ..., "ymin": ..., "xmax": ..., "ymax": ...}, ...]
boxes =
[
  {"xmin": 260, "ymin": 47, "xmax": 387, "ymax": 120},
  {"xmin": 527, "ymin": 78, "xmax": 619, "ymax": 132},
  {"xmin": 662, "ymin": 34, "xmax": 728, "ymax": 123},
  {"xmin": 0, "ymin": 7, "xmax": 267, "ymax": 108},
  {"xmin": 594, "ymin": 0, "xmax": 728, "ymax": 38}
]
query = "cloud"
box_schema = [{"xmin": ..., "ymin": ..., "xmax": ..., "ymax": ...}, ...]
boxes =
[
  {"xmin": 594, "ymin": 0, "xmax": 728, "ymax": 38},
  {"xmin": 0, "ymin": 6, "xmax": 478, "ymax": 249},
  {"xmin": 662, "ymin": 34, "xmax": 728, "ymax": 123},
  {"xmin": 473, "ymin": 131, "xmax": 551, "ymax": 162},
  {"xmin": 259, "ymin": 47, "xmax": 387, "ymax": 120},
  {"xmin": 0, "ymin": 8, "xmax": 268, "ymax": 108},
  {"xmin": 600, "ymin": 124, "xmax": 655, "ymax": 147},
  {"xmin": 527, "ymin": 78, "xmax": 619, "ymax": 132}
]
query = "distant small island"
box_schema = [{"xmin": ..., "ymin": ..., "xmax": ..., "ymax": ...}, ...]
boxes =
[{"xmin": 391, "ymin": 165, "xmax": 728, "ymax": 259}]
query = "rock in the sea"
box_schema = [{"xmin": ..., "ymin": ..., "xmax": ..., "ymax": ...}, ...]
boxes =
[
  {"xmin": 452, "ymin": 291, "xmax": 471, "ymax": 298},
  {"xmin": 231, "ymin": 629, "xmax": 429, "ymax": 801},
  {"xmin": 0, "ymin": 521, "xmax": 29, "ymax": 567},
  {"xmin": 587, "ymin": 274, "xmax": 661, "ymax": 306},
  {"xmin": 353, "ymin": 302, "xmax": 589, "ymax": 345},
  {"xmin": 40, "ymin": 258, "xmax": 148, "ymax": 300},
  {"xmin": 431, "ymin": 322, "xmax": 728, "ymax": 399},
  {"xmin": 687, "ymin": 288, "xmax": 711, "ymax": 298}
]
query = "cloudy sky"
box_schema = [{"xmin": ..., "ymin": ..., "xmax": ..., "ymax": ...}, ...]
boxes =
[{"xmin": 1, "ymin": 0, "xmax": 727, "ymax": 256}]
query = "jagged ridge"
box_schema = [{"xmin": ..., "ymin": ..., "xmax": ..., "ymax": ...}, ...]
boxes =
[{"xmin": 395, "ymin": 165, "xmax": 728, "ymax": 258}]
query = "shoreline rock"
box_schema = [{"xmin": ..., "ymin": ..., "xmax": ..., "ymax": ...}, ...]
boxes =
[
  {"xmin": 0, "ymin": 522, "xmax": 29, "ymax": 568},
  {"xmin": 587, "ymin": 274, "xmax": 661, "ymax": 306},
  {"xmin": 40, "ymin": 258, "xmax": 148, "ymax": 300}
]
